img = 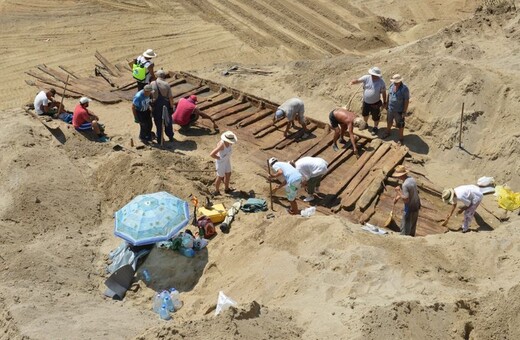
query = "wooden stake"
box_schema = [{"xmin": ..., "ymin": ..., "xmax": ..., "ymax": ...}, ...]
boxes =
[
  {"xmin": 57, "ymin": 75, "xmax": 70, "ymax": 114},
  {"xmin": 267, "ymin": 159, "xmax": 274, "ymax": 211},
  {"xmin": 459, "ymin": 102, "xmax": 464, "ymax": 148}
]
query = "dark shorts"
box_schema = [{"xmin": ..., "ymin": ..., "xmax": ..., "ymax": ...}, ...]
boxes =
[
  {"xmin": 362, "ymin": 101, "xmax": 382, "ymax": 121},
  {"xmin": 329, "ymin": 110, "xmax": 339, "ymax": 128},
  {"xmin": 387, "ymin": 111, "xmax": 405, "ymax": 128}
]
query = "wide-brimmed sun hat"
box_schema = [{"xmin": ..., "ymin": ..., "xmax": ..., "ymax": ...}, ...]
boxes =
[
  {"xmin": 221, "ymin": 131, "xmax": 238, "ymax": 144},
  {"xmin": 79, "ymin": 97, "xmax": 92, "ymax": 104},
  {"xmin": 143, "ymin": 49, "xmax": 157, "ymax": 58},
  {"xmin": 393, "ymin": 165, "xmax": 408, "ymax": 177},
  {"xmin": 391, "ymin": 74, "xmax": 403, "ymax": 83},
  {"xmin": 442, "ymin": 188, "xmax": 455, "ymax": 204},
  {"xmin": 368, "ymin": 66, "xmax": 382, "ymax": 77},
  {"xmin": 269, "ymin": 157, "xmax": 278, "ymax": 167}
]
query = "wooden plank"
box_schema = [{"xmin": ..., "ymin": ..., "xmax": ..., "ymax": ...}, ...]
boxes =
[
  {"xmin": 238, "ymin": 109, "xmax": 272, "ymax": 127},
  {"xmin": 253, "ymin": 121, "xmax": 288, "ymax": 138},
  {"xmin": 261, "ymin": 124, "xmax": 318, "ymax": 150},
  {"xmin": 95, "ymin": 50, "xmax": 121, "ymax": 77},
  {"xmin": 204, "ymin": 100, "xmax": 244, "ymax": 116},
  {"xmin": 356, "ymin": 170, "xmax": 385, "ymax": 211},
  {"xmin": 213, "ymin": 103, "xmax": 252, "ymax": 121},
  {"xmin": 58, "ymin": 66, "xmax": 79, "ymax": 79},
  {"xmin": 197, "ymin": 93, "xmax": 234, "ymax": 110},
  {"xmin": 226, "ymin": 107, "xmax": 264, "ymax": 126},
  {"xmin": 173, "ymin": 85, "xmax": 207, "ymax": 100}
]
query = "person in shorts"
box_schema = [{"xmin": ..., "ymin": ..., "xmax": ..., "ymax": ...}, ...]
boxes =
[
  {"xmin": 349, "ymin": 67, "xmax": 387, "ymax": 136},
  {"xmin": 383, "ymin": 74, "xmax": 410, "ymax": 145},
  {"xmin": 73, "ymin": 97, "xmax": 108, "ymax": 142},
  {"xmin": 209, "ymin": 131, "xmax": 238, "ymax": 196},
  {"xmin": 441, "ymin": 185, "xmax": 483, "ymax": 233},
  {"xmin": 328, "ymin": 108, "xmax": 359, "ymax": 157},
  {"xmin": 33, "ymin": 88, "xmax": 65, "ymax": 116},
  {"xmin": 273, "ymin": 97, "xmax": 309, "ymax": 138},
  {"xmin": 290, "ymin": 157, "xmax": 328, "ymax": 202},
  {"xmin": 269, "ymin": 157, "xmax": 302, "ymax": 215}
]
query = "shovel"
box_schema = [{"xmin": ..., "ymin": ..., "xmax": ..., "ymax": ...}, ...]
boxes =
[{"xmin": 383, "ymin": 201, "xmax": 396, "ymax": 228}]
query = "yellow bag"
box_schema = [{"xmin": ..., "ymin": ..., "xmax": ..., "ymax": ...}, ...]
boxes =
[
  {"xmin": 198, "ymin": 203, "xmax": 227, "ymax": 223},
  {"xmin": 495, "ymin": 185, "xmax": 520, "ymax": 211}
]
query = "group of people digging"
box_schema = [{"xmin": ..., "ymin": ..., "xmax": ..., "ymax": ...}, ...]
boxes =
[{"xmin": 32, "ymin": 55, "xmax": 483, "ymax": 236}]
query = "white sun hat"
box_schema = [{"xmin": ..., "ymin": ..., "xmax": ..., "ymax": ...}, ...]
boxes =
[
  {"xmin": 390, "ymin": 74, "xmax": 403, "ymax": 83},
  {"xmin": 143, "ymin": 49, "xmax": 157, "ymax": 58},
  {"xmin": 368, "ymin": 66, "xmax": 382, "ymax": 77},
  {"xmin": 221, "ymin": 131, "xmax": 238, "ymax": 144}
]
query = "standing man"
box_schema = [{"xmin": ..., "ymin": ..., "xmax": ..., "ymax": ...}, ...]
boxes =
[
  {"xmin": 273, "ymin": 97, "xmax": 309, "ymax": 138},
  {"xmin": 132, "ymin": 84, "xmax": 154, "ymax": 143},
  {"xmin": 393, "ymin": 165, "xmax": 421, "ymax": 236},
  {"xmin": 73, "ymin": 97, "xmax": 108, "ymax": 142},
  {"xmin": 33, "ymin": 88, "xmax": 64, "ymax": 116},
  {"xmin": 130, "ymin": 49, "xmax": 157, "ymax": 91},
  {"xmin": 328, "ymin": 107, "xmax": 359, "ymax": 156},
  {"xmin": 349, "ymin": 67, "xmax": 387, "ymax": 136},
  {"xmin": 290, "ymin": 157, "xmax": 328, "ymax": 202},
  {"xmin": 150, "ymin": 70, "xmax": 174, "ymax": 144},
  {"xmin": 441, "ymin": 185, "xmax": 483, "ymax": 233},
  {"xmin": 172, "ymin": 95, "xmax": 219, "ymax": 132},
  {"xmin": 383, "ymin": 74, "xmax": 410, "ymax": 145},
  {"xmin": 269, "ymin": 157, "xmax": 302, "ymax": 215}
]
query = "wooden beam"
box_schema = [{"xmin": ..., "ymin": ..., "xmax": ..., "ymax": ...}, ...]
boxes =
[{"xmin": 238, "ymin": 109, "xmax": 272, "ymax": 127}]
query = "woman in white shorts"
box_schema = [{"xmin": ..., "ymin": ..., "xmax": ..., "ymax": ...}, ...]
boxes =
[{"xmin": 210, "ymin": 131, "xmax": 238, "ymax": 195}]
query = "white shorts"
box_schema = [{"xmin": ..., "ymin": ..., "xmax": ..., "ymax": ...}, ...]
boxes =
[{"xmin": 216, "ymin": 159, "xmax": 232, "ymax": 177}]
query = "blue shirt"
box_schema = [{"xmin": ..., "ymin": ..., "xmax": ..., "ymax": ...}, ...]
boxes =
[
  {"xmin": 387, "ymin": 83, "xmax": 410, "ymax": 113},
  {"xmin": 272, "ymin": 162, "xmax": 302, "ymax": 185},
  {"xmin": 132, "ymin": 90, "xmax": 151, "ymax": 111}
]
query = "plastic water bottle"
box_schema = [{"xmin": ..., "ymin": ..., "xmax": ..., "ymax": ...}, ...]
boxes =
[
  {"xmin": 142, "ymin": 269, "xmax": 151, "ymax": 283},
  {"xmin": 179, "ymin": 247, "xmax": 195, "ymax": 258},
  {"xmin": 169, "ymin": 288, "xmax": 183, "ymax": 311},
  {"xmin": 159, "ymin": 305, "xmax": 171, "ymax": 320},
  {"xmin": 300, "ymin": 206, "xmax": 316, "ymax": 217},
  {"xmin": 163, "ymin": 295, "xmax": 174, "ymax": 312},
  {"xmin": 152, "ymin": 293, "xmax": 162, "ymax": 313}
]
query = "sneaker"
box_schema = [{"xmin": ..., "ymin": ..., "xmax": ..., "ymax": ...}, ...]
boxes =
[
  {"xmin": 303, "ymin": 195, "xmax": 315, "ymax": 202},
  {"xmin": 462, "ymin": 229, "xmax": 469, "ymax": 233},
  {"xmin": 332, "ymin": 144, "xmax": 339, "ymax": 152},
  {"xmin": 98, "ymin": 136, "xmax": 109, "ymax": 143}
]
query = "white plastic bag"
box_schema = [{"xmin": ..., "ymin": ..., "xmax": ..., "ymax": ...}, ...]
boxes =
[
  {"xmin": 215, "ymin": 291, "xmax": 237, "ymax": 316},
  {"xmin": 477, "ymin": 176, "xmax": 495, "ymax": 187}
]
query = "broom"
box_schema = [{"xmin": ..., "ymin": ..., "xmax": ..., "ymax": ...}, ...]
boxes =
[{"xmin": 383, "ymin": 200, "xmax": 396, "ymax": 228}]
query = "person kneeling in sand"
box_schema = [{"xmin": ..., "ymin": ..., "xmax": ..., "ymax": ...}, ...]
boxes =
[
  {"xmin": 273, "ymin": 97, "xmax": 309, "ymax": 138},
  {"xmin": 269, "ymin": 157, "xmax": 302, "ymax": 215},
  {"xmin": 173, "ymin": 95, "xmax": 219, "ymax": 132},
  {"xmin": 73, "ymin": 97, "xmax": 108, "ymax": 143},
  {"xmin": 210, "ymin": 131, "xmax": 238, "ymax": 196},
  {"xmin": 33, "ymin": 88, "xmax": 66, "ymax": 117}
]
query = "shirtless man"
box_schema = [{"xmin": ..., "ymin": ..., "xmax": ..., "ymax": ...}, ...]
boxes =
[{"xmin": 328, "ymin": 108, "xmax": 359, "ymax": 157}]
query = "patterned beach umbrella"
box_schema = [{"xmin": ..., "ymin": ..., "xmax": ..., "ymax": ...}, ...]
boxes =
[{"xmin": 114, "ymin": 191, "xmax": 190, "ymax": 246}]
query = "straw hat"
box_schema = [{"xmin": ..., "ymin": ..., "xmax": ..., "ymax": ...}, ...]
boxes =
[
  {"xmin": 368, "ymin": 66, "xmax": 382, "ymax": 77},
  {"xmin": 391, "ymin": 74, "xmax": 403, "ymax": 83},
  {"xmin": 442, "ymin": 188, "xmax": 455, "ymax": 204},
  {"xmin": 221, "ymin": 131, "xmax": 238, "ymax": 144},
  {"xmin": 393, "ymin": 165, "xmax": 408, "ymax": 177},
  {"xmin": 268, "ymin": 157, "xmax": 278, "ymax": 167},
  {"xmin": 142, "ymin": 49, "xmax": 157, "ymax": 58}
]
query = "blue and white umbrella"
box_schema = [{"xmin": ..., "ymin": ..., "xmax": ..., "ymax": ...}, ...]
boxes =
[{"xmin": 114, "ymin": 191, "xmax": 190, "ymax": 246}]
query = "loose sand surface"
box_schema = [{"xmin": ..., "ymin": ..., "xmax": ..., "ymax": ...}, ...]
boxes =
[{"xmin": 1, "ymin": 1, "xmax": 519, "ymax": 339}]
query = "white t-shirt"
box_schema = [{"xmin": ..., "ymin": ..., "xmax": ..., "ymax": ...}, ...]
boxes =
[
  {"xmin": 294, "ymin": 157, "xmax": 328, "ymax": 181},
  {"xmin": 454, "ymin": 185, "xmax": 483, "ymax": 206},
  {"xmin": 359, "ymin": 75, "xmax": 386, "ymax": 104},
  {"xmin": 34, "ymin": 91, "xmax": 49, "ymax": 115}
]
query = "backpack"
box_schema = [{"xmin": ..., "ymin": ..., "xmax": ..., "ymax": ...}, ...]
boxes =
[
  {"xmin": 241, "ymin": 198, "xmax": 268, "ymax": 213},
  {"xmin": 197, "ymin": 216, "xmax": 217, "ymax": 239},
  {"xmin": 132, "ymin": 59, "xmax": 147, "ymax": 81}
]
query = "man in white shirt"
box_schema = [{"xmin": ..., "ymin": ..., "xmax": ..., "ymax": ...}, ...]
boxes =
[
  {"xmin": 349, "ymin": 67, "xmax": 387, "ymax": 136},
  {"xmin": 33, "ymin": 88, "xmax": 63, "ymax": 116},
  {"xmin": 290, "ymin": 157, "xmax": 328, "ymax": 202},
  {"xmin": 441, "ymin": 185, "xmax": 483, "ymax": 233},
  {"xmin": 129, "ymin": 49, "xmax": 157, "ymax": 91}
]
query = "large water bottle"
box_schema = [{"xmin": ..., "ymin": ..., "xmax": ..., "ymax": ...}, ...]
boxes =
[
  {"xmin": 179, "ymin": 247, "xmax": 195, "ymax": 258},
  {"xmin": 169, "ymin": 288, "xmax": 183, "ymax": 311},
  {"xmin": 142, "ymin": 269, "xmax": 151, "ymax": 283},
  {"xmin": 152, "ymin": 293, "xmax": 163, "ymax": 313},
  {"xmin": 163, "ymin": 295, "xmax": 174, "ymax": 312},
  {"xmin": 159, "ymin": 305, "xmax": 171, "ymax": 320},
  {"xmin": 300, "ymin": 206, "xmax": 316, "ymax": 217}
]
